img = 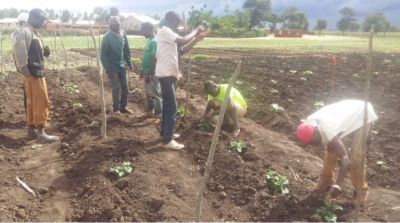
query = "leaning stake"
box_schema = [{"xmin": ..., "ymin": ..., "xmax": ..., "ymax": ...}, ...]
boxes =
[
  {"xmin": 89, "ymin": 19, "xmax": 107, "ymax": 139},
  {"xmin": 184, "ymin": 52, "xmax": 192, "ymax": 122},
  {"xmin": 354, "ymin": 26, "xmax": 374, "ymax": 222},
  {"xmin": 194, "ymin": 61, "xmax": 242, "ymax": 222},
  {"xmin": 16, "ymin": 177, "xmax": 36, "ymax": 197},
  {"xmin": 59, "ymin": 22, "xmax": 68, "ymax": 84}
]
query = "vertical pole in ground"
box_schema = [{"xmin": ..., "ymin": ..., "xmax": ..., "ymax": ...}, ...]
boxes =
[
  {"xmin": 0, "ymin": 24, "xmax": 5, "ymax": 76},
  {"xmin": 194, "ymin": 62, "xmax": 242, "ymax": 222},
  {"xmin": 54, "ymin": 29, "xmax": 60, "ymax": 77},
  {"xmin": 184, "ymin": 52, "xmax": 191, "ymax": 122},
  {"xmin": 59, "ymin": 22, "xmax": 68, "ymax": 84},
  {"xmin": 89, "ymin": 19, "xmax": 107, "ymax": 139},
  {"xmin": 98, "ymin": 24, "xmax": 101, "ymax": 55},
  {"xmin": 87, "ymin": 29, "xmax": 90, "ymax": 66},
  {"xmin": 354, "ymin": 26, "xmax": 374, "ymax": 222}
]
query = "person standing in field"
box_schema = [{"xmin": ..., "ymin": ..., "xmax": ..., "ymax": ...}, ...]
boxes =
[
  {"xmin": 297, "ymin": 100, "xmax": 377, "ymax": 206},
  {"xmin": 202, "ymin": 80, "xmax": 247, "ymax": 137},
  {"xmin": 101, "ymin": 16, "xmax": 134, "ymax": 115},
  {"xmin": 12, "ymin": 8, "xmax": 58, "ymax": 143},
  {"xmin": 139, "ymin": 22, "xmax": 162, "ymax": 119},
  {"xmin": 156, "ymin": 11, "xmax": 205, "ymax": 150}
]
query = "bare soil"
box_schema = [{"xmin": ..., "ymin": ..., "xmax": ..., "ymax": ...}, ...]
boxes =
[{"xmin": 1, "ymin": 48, "xmax": 400, "ymax": 222}]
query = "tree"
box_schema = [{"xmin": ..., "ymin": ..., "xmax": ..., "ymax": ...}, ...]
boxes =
[
  {"xmin": 109, "ymin": 7, "xmax": 119, "ymax": 16},
  {"xmin": 337, "ymin": 7, "xmax": 357, "ymax": 35},
  {"xmin": 83, "ymin": 11, "xmax": 88, "ymax": 20},
  {"xmin": 61, "ymin": 10, "xmax": 72, "ymax": 23},
  {"xmin": 93, "ymin": 7, "xmax": 109, "ymax": 24},
  {"xmin": 362, "ymin": 12, "xmax": 386, "ymax": 34},
  {"xmin": 315, "ymin": 19, "xmax": 327, "ymax": 35},
  {"xmin": 281, "ymin": 6, "xmax": 298, "ymax": 29},
  {"xmin": 0, "ymin": 8, "xmax": 19, "ymax": 19},
  {"xmin": 243, "ymin": 0, "xmax": 272, "ymax": 31},
  {"xmin": 382, "ymin": 20, "xmax": 391, "ymax": 37},
  {"xmin": 188, "ymin": 4, "xmax": 214, "ymax": 28},
  {"xmin": 266, "ymin": 13, "xmax": 281, "ymax": 31},
  {"xmin": 349, "ymin": 22, "xmax": 360, "ymax": 32}
]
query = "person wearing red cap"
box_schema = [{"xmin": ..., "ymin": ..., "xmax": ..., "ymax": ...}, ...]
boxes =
[{"xmin": 297, "ymin": 100, "xmax": 377, "ymax": 206}]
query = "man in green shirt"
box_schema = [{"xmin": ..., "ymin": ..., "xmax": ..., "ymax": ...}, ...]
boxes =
[
  {"xmin": 202, "ymin": 80, "xmax": 247, "ymax": 137},
  {"xmin": 101, "ymin": 16, "xmax": 134, "ymax": 114},
  {"xmin": 140, "ymin": 22, "xmax": 162, "ymax": 118}
]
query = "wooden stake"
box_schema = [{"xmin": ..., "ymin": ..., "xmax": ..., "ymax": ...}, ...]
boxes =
[
  {"xmin": 184, "ymin": 52, "xmax": 191, "ymax": 122},
  {"xmin": 354, "ymin": 26, "xmax": 374, "ymax": 222},
  {"xmin": 89, "ymin": 19, "xmax": 107, "ymax": 139},
  {"xmin": 0, "ymin": 24, "xmax": 5, "ymax": 76},
  {"xmin": 194, "ymin": 61, "xmax": 242, "ymax": 222},
  {"xmin": 87, "ymin": 29, "xmax": 90, "ymax": 66},
  {"xmin": 59, "ymin": 22, "xmax": 68, "ymax": 84},
  {"xmin": 54, "ymin": 29, "xmax": 60, "ymax": 77},
  {"xmin": 98, "ymin": 24, "xmax": 101, "ymax": 55}
]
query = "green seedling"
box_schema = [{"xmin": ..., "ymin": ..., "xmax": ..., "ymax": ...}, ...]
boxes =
[
  {"xmin": 279, "ymin": 70, "xmax": 284, "ymax": 73},
  {"xmin": 229, "ymin": 140, "xmax": 247, "ymax": 154},
  {"xmin": 131, "ymin": 58, "xmax": 142, "ymax": 63},
  {"xmin": 64, "ymin": 83, "xmax": 79, "ymax": 95},
  {"xmin": 73, "ymin": 103, "xmax": 83, "ymax": 108},
  {"xmin": 371, "ymin": 130, "xmax": 378, "ymax": 135},
  {"xmin": 266, "ymin": 170, "xmax": 289, "ymax": 194},
  {"xmin": 270, "ymin": 88, "xmax": 278, "ymax": 94},
  {"xmin": 314, "ymin": 101, "xmax": 324, "ymax": 109},
  {"xmin": 31, "ymin": 144, "xmax": 43, "ymax": 149},
  {"xmin": 110, "ymin": 162, "xmax": 133, "ymax": 178},
  {"xmin": 385, "ymin": 60, "xmax": 392, "ymax": 64},
  {"xmin": 300, "ymin": 77, "xmax": 307, "ymax": 81},
  {"xmin": 377, "ymin": 161, "xmax": 387, "ymax": 170},
  {"xmin": 287, "ymin": 85, "xmax": 292, "ymax": 88},
  {"xmin": 353, "ymin": 73, "xmax": 359, "ymax": 77},
  {"xmin": 198, "ymin": 118, "xmax": 211, "ymax": 132},
  {"xmin": 177, "ymin": 106, "xmax": 191, "ymax": 118},
  {"xmin": 192, "ymin": 54, "xmax": 209, "ymax": 60},
  {"xmin": 373, "ymin": 72, "xmax": 379, "ymax": 75},
  {"xmin": 316, "ymin": 200, "xmax": 343, "ymax": 222},
  {"xmin": 90, "ymin": 121, "xmax": 100, "ymax": 127},
  {"xmin": 271, "ymin": 79, "xmax": 277, "ymax": 84},
  {"xmin": 271, "ymin": 103, "xmax": 284, "ymax": 112},
  {"xmin": 236, "ymin": 81, "xmax": 243, "ymax": 85},
  {"xmin": 287, "ymin": 98, "xmax": 293, "ymax": 102},
  {"xmin": 289, "ymin": 70, "xmax": 297, "ymax": 74},
  {"xmin": 132, "ymin": 88, "xmax": 142, "ymax": 92},
  {"xmin": 251, "ymin": 86, "xmax": 257, "ymax": 90},
  {"xmin": 211, "ymin": 75, "xmax": 216, "ymax": 79},
  {"xmin": 303, "ymin": 71, "xmax": 313, "ymax": 75}
]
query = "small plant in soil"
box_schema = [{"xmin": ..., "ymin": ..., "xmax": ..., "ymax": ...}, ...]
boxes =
[
  {"xmin": 279, "ymin": 70, "xmax": 284, "ymax": 73},
  {"xmin": 271, "ymin": 103, "xmax": 284, "ymax": 112},
  {"xmin": 31, "ymin": 144, "xmax": 43, "ymax": 149},
  {"xmin": 229, "ymin": 140, "xmax": 247, "ymax": 154},
  {"xmin": 315, "ymin": 200, "xmax": 343, "ymax": 222},
  {"xmin": 377, "ymin": 161, "xmax": 387, "ymax": 170},
  {"xmin": 73, "ymin": 103, "xmax": 83, "ymax": 108},
  {"xmin": 371, "ymin": 130, "xmax": 378, "ymax": 135},
  {"xmin": 132, "ymin": 88, "xmax": 142, "ymax": 92},
  {"xmin": 303, "ymin": 71, "xmax": 313, "ymax": 75},
  {"xmin": 131, "ymin": 57, "xmax": 142, "ymax": 63},
  {"xmin": 353, "ymin": 73, "xmax": 359, "ymax": 77},
  {"xmin": 300, "ymin": 77, "xmax": 307, "ymax": 81},
  {"xmin": 373, "ymin": 72, "xmax": 379, "ymax": 75},
  {"xmin": 266, "ymin": 170, "xmax": 289, "ymax": 194},
  {"xmin": 177, "ymin": 106, "xmax": 191, "ymax": 118},
  {"xmin": 287, "ymin": 98, "xmax": 293, "ymax": 102},
  {"xmin": 271, "ymin": 79, "xmax": 277, "ymax": 84},
  {"xmin": 110, "ymin": 162, "xmax": 133, "ymax": 178},
  {"xmin": 385, "ymin": 60, "xmax": 392, "ymax": 64},
  {"xmin": 314, "ymin": 101, "xmax": 324, "ymax": 109},
  {"xmin": 64, "ymin": 83, "xmax": 79, "ymax": 95},
  {"xmin": 270, "ymin": 88, "xmax": 278, "ymax": 94},
  {"xmin": 193, "ymin": 54, "xmax": 210, "ymax": 60},
  {"xmin": 90, "ymin": 121, "xmax": 100, "ymax": 127},
  {"xmin": 251, "ymin": 86, "xmax": 257, "ymax": 90},
  {"xmin": 289, "ymin": 70, "xmax": 297, "ymax": 74},
  {"xmin": 198, "ymin": 118, "xmax": 211, "ymax": 132}
]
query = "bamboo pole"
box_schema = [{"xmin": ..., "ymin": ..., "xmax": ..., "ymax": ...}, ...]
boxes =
[
  {"xmin": 98, "ymin": 24, "xmax": 101, "ymax": 55},
  {"xmin": 54, "ymin": 29, "xmax": 60, "ymax": 77},
  {"xmin": 87, "ymin": 29, "xmax": 90, "ymax": 66},
  {"xmin": 184, "ymin": 52, "xmax": 191, "ymax": 122},
  {"xmin": 89, "ymin": 19, "xmax": 107, "ymax": 139},
  {"xmin": 0, "ymin": 24, "xmax": 5, "ymax": 76},
  {"xmin": 354, "ymin": 26, "xmax": 374, "ymax": 222},
  {"xmin": 194, "ymin": 61, "xmax": 242, "ymax": 222},
  {"xmin": 59, "ymin": 22, "xmax": 68, "ymax": 84}
]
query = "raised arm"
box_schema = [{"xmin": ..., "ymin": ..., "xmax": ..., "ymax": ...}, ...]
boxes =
[
  {"xmin": 175, "ymin": 26, "xmax": 204, "ymax": 46},
  {"xmin": 182, "ymin": 34, "xmax": 205, "ymax": 55}
]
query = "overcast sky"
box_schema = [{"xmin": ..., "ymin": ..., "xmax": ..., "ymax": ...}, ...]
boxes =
[{"xmin": 1, "ymin": 0, "xmax": 399, "ymax": 29}]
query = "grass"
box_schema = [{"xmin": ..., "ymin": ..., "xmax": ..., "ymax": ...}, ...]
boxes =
[{"xmin": 1, "ymin": 32, "xmax": 399, "ymax": 53}]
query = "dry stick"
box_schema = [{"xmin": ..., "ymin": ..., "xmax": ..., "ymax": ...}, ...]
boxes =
[
  {"xmin": 87, "ymin": 29, "xmax": 90, "ymax": 66},
  {"xmin": 354, "ymin": 27, "xmax": 374, "ymax": 222},
  {"xmin": 59, "ymin": 23, "xmax": 68, "ymax": 84},
  {"xmin": 16, "ymin": 177, "xmax": 36, "ymax": 197},
  {"xmin": 89, "ymin": 20, "xmax": 107, "ymax": 139},
  {"xmin": 184, "ymin": 52, "xmax": 191, "ymax": 122},
  {"xmin": 54, "ymin": 29, "xmax": 60, "ymax": 77},
  {"xmin": 0, "ymin": 24, "xmax": 5, "ymax": 76},
  {"xmin": 194, "ymin": 61, "xmax": 242, "ymax": 222}
]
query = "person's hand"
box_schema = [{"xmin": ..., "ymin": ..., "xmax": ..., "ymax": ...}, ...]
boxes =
[
  {"xmin": 44, "ymin": 46, "xmax": 51, "ymax": 57},
  {"xmin": 195, "ymin": 34, "xmax": 205, "ymax": 42},
  {"xmin": 128, "ymin": 65, "xmax": 134, "ymax": 72},
  {"xmin": 330, "ymin": 185, "xmax": 342, "ymax": 198},
  {"xmin": 146, "ymin": 74, "xmax": 151, "ymax": 84},
  {"xmin": 196, "ymin": 26, "xmax": 205, "ymax": 33}
]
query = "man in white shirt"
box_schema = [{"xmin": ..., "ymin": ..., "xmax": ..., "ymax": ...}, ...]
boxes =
[
  {"xmin": 297, "ymin": 100, "xmax": 378, "ymax": 206},
  {"xmin": 156, "ymin": 11, "xmax": 204, "ymax": 150}
]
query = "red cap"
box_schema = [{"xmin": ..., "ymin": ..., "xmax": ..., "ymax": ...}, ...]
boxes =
[{"xmin": 297, "ymin": 123, "xmax": 314, "ymax": 144}]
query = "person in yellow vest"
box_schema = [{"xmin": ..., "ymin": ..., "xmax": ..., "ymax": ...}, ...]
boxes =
[{"xmin": 202, "ymin": 80, "xmax": 247, "ymax": 137}]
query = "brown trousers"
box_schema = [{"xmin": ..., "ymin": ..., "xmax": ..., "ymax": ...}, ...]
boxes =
[{"xmin": 23, "ymin": 76, "xmax": 51, "ymax": 126}]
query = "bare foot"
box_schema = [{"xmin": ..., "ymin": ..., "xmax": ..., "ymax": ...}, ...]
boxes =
[{"xmin": 37, "ymin": 135, "xmax": 60, "ymax": 144}]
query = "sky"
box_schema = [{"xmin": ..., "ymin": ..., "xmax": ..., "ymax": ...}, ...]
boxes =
[{"xmin": 1, "ymin": 0, "xmax": 399, "ymax": 30}]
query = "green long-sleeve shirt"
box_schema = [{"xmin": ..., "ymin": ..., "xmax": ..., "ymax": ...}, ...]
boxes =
[{"xmin": 100, "ymin": 30, "xmax": 132, "ymax": 73}]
